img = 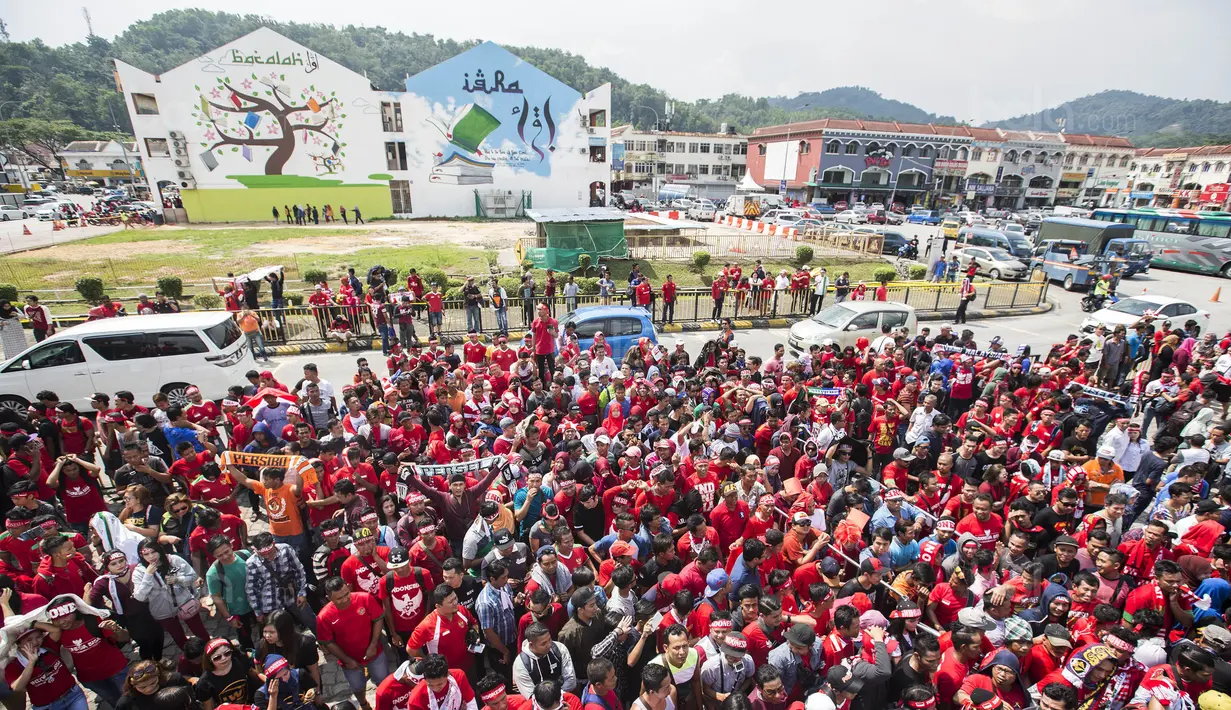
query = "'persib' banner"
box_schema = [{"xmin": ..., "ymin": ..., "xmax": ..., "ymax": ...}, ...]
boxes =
[{"xmin": 396, "ymin": 455, "xmax": 506, "ymax": 501}]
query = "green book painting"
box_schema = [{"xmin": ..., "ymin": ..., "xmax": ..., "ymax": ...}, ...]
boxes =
[{"xmin": 447, "ymin": 104, "xmax": 500, "ymax": 154}]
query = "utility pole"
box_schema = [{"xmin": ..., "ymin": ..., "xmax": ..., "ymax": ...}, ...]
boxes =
[{"xmin": 82, "ymin": 7, "xmax": 95, "ymax": 37}]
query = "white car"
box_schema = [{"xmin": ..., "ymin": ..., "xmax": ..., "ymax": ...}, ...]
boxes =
[
  {"xmin": 869, "ymin": 203, "xmax": 886, "ymax": 211},
  {"xmin": 834, "ymin": 210, "xmax": 868, "ymax": 224},
  {"xmin": 760, "ymin": 209, "xmax": 804, "ymax": 225},
  {"xmin": 1081, "ymin": 295, "xmax": 1211, "ymax": 333},
  {"xmin": 951, "ymin": 247, "xmax": 1029, "ymax": 280},
  {"xmin": 0, "ymin": 205, "xmax": 31, "ymax": 221},
  {"xmin": 686, "ymin": 199, "xmax": 717, "ymax": 221},
  {"xmin": 35, "ymin": 201, "xmax": 74, "ymax": 221},
  {"xmin": 788, "ymin": 302, "xmax": 917, "ymax": 354},
  {"xmin": 0, "ymin": 312, "xmax": 256, "ymax": 415}
]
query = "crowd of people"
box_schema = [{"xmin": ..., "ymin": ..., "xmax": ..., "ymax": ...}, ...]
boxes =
[{"xmin": 5, "ymin": 280, "xmax": 1231, "ymax": 710}]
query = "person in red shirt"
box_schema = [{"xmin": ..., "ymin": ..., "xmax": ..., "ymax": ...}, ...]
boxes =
[
  {"xmin": 53, "ymin": 405, "xmax": 95, "ymax": 458},
  {"xmin": 491, "ymin": 336, "xmax": 519, "ymax": 372},
  {"xmin": 4, "ymin": 626, "xmax": 83, "ymax": 710},
  {"xmin": 463, "ymin": 331, "xmax": 488, "ymax": 366},
  {"xmin": 409, "ymin": 585, "xmax": 479, "ymax": 673},
  {"xmin": 187, "ymin": 507, "xmax": 246, "ymax": 568},
  {"xmin": 1121, "ymin": 558, "xmax": 1192, "ymax": 639},
  {"xmin": 742, "ymin": 597, "xmax": 785, "ymax": 667},
  {"xmin": 635, "ymin": 276, "xmax": 653, "ymax": 313},
  {"xmin": 530, "ymin": 303, "xmax": 558, "ymax": 384},
  {"xmin": 45, "ymin": 455, "xmax": 107, "ymax": 532},
  {"xmin": 956, "ymin": 494, "xmax": 1004, "ymax": 551},
  {"xmin": 710, "ymin": 483, "xmax": 750, "ymax": 551},
  {"xmin": 33, "ymin": 534, "xmax": 98, "ymax": 600},
  {"xmin": 425, "ymin": 283, "xmax": 445, "ymax": 339},
  {"xmin": 935, "ymin": 628, "xmax": 986, "ymax": 710},
  {"xmin": 710, "ymin": 275, "xmax": 728, "ymax": 321},
  {"xmin": 341, "ymin": 528, "xmax": 391, "ymax": 597},
  {"xmin": 317, "ymin": 577, "xmax": 389, "ymax": 709},
  {"xmin": 661, "ymin": 275, "xmax": 678, "ymax": 324},
  {"xmin": 1020, "ymin": 625, "xmax": 1072, "ymax": 687},
  {"xmin": 926, "ymin": 565, "xmax": 976, "ymax": 631},
  {"xmin": 821, "ymin": 604, "xmax": 861, "ymax": 670}
]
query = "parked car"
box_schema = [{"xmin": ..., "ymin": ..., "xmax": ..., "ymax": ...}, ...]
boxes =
[
  {"xmin": 0, "ymin": 205, "xmax": 31, "ymax": 221},
  {"xmin": 0, "ymin": 312, "xmax": 256, "ymax": 415},
  {"xmin": 35, "ymin": 202, "xmax": 74, "ymax": 221},
  {"xmin": 907, "ymin": 209, "xmax": 941, "ymax": 225},
  {"xmin": 788, "ymin": 302, "xmax": 917, "ymax": 355},
  {"xmin": 865, "ymin": 209, "xmax": 887, "ymax": 225},
  {"xmin": 760, "ymin": 209, "xmax": 804, "ymax": 225},
  {"xmin": 834, "ymin": 210, "xmax": 868, "ymax": 225},
  {"xmin": 686, "ymin": 199, "xmax": 717, "ymax": 221},
  {"xmin": 795, "ymin": 218, "xmax": 828, "ymax": 233},
  {"xmin": 879, "ymin": 230, "xmax": 910, "ymax": 255},
  {"xmin": 773, "ymin": 213, "xmax": 805, "ymax": 227},
  {"xmin": 869, "ymin": 203, "xmax": 885, "ymax": 211},
  {"xmin": 21, "ymin": 196, "xmax": 52, "ymax": 207},
  {"xmin": 834, "ymin": 201, "xmax": 849, "ymax": 211},
  {"xmin": 1080, "ymin": 295, "xmax": 1210, "ymax": 333},
  {"xmin": 952, "ymin": 247, "xmax": 1029, "ymax": 280},
  {"xmin": 559, "ymin": 306, "xmax": 657, "ymax": 361},
  {"xmin": 941, "ymin": 217, "xmax": 962, "ymax": 240}
]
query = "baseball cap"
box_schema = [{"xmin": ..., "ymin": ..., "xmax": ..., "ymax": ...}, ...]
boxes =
[
  {"xmin": 1044, "ymin": 623, "xmax": 1072, "ymax": 648},
  {"xmin": 892, "ymin": 447, "xmax": 915, "ymax": 462},
  {"xmin": 957, "ymin": 608, "xmax": 996, "ymax": 631},
  {"xmin": 387, "ymin": 548, "xmax": 409, "ymax": 570},
  {"xmin": 785, "ymin": 623, "xmax": 817, "ymax": 647},
  {"xmin": 720, "ymin": 632, "xmax": 749, "ymax": 658},
  {"xmin": 1096, "ymin": 445, "xmax": 1116, "ymax": 459},
  {"xmin": 494, "ymin": 529, "xmax": 515, "ymax": 550},
  {"xmin": 859, "ymin": 558, "xmax": 884, "ymax": 575},
  {"xmin": 610, "ymin": 541, "xmax": 635, "ymax": 559},
  {"xmin": 821, "ymin": 558, "xmax": 841, "ymax": 584},
  {"xmin": 1053, "ymin": 535, "xmax": 1079, "ymax": 549},
  {"xmin": 1047, "ymin": 449, "xmax": 1066, "ymax": 462},
  {"xmin": 826, "ymin": 665, "xmax": 864, "ymax": 695},
  {"xmin": 570, "ymin": 587, "xmax": 598, "ymax": 610},
  {"xmin": 706, "ymin": 569, "xmax": 729, "ymax": 597},
  {"xmin": 1003, "ymin": 615, "xmax": 1032, "ymax": 642}
]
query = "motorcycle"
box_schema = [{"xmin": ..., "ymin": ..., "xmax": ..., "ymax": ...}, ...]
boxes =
[
  {"xmin": 897, "ymin": 242, "xmax": 919, "ymax": 261},
  {"xmin": 1080, "ymin": 293, "xmax": 1119, "ymax": 313}
]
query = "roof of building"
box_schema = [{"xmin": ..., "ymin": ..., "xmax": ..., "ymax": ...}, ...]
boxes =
[
  {"xmin": 748, "ymin": 120, "xmax": 1099, "ymax": 147},
  {"xmin": 611, "ymin": 125, "xmax": 746, "ymax": 139},
  {"xmin": 62, "ymin": 140, "xmax": 138, "ymax": 153},
  {"xmin": 1059, "ymin": 134, "xmax": 1135, "ymax": 148},
  {"xmin": 526, "ymin": 207, "xmax": 625, "ymax": 223},
  {"xmin": 1135, "ymin": 145, "xmax": 1231, "ymax": 158}
]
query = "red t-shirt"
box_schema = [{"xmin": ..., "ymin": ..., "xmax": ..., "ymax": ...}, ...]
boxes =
[
  {"xmin": 380, "ymin": 567, "xmax": 434, "ymax": 633},
  {"xmin": 5, "ymin": 653, "xmax": 76, "ymax": 707},
  {"xmin": 532, "ymin": 317, "xmax": 557, "ymax": 355},
  {"xmin": 1123, "ymin": 582, "xmax": 1189, "ymax": 637},
  {"xmin": 928, "ymin": 582, "xmax": 971, "ymax": 629},
  {"xmin": 956, "ymin": 512, "xmax": 1005, "ymax": 550},
  {"xmin": 190, "ymin": 477, "xmax": 242, "ymax": 518},
  {"xmin": 491, "ymin": 347, "xmax": 518, "ymax": 371},
  {"xmin": 56, "ymin": 418, "xmax": 93, "ymax": 456},
  {"xmin": 49, "ymin": 622, "xmax": 128, "ymax": 683},
  {"xmin": 425, "ymin": 293, "xmax": 444, "ymax": 313},
  {"xmin": 58, "ymin": 476, "xmax": 106, "ymax": 524},
  {"xmin": 341, "ymin": 549, "xmax": 392, "ymax": 597},
  {"xmin": 663, "ymin": 282, "xmax": 677, "ymax": 301},
  {"xmin": 186, "ymin": 401, "xmax": 221, "ymax": 435},
  {"xmin": 402, "ymin": 670, "xmax": 475, "ymax": 710},
  {"xmin": 935, "ymin": 648, "xmax": 977, "ymax": 706},
  {"xmin": 187, "ymin": 515, "xmax": 246, "ymax": 564},
  {"xmin": 408, "ymin": 607, "xmax": 476, "ymax": 670},
  {"xmin": 317, "ymin": 591, "xmax": 383, "ymax": 663},
  {"xmin": 463, "ymin": 342, "xmax": 487, "ymax": 364},
  {"xmin": 1021, "ymin": 643, "xmax": 1064, "ymax": 687}
]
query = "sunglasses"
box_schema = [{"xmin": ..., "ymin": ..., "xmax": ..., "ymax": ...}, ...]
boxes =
[{"xmin": 211, "ymin": 650, "xmax": 232, "ymax": 662}]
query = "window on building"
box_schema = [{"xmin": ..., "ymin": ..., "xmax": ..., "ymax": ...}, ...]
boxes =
[
  {"xmin": 821, "ymin": 169, "xmax": 851, "ymax": 185},
  {"xmin": 845, "ymin": 142, "xmax": 858, "ymax": 155},
  {"xmin": 1204, "ymin": 162, "xmax": 1212, "ymax": 172},
  {"xmin": 390, "ymin": 180, "xmax": 412, "ymax": 213},
  {"xmin": 131, "ymin": 93, "xmax": 159, "ymax": 115},
  {"xmin": 733, "ymin": 165, "xmax": 746, "ymax": 177},
  {"xmin": 826, "ymin": 140, "xmax": 841, "ymax": 154},
  {"xmin": 689, "ymin": 143, "xmax": 699, "ymax": 153},
  {"xmin": 939, "ymin": 146, "xmax": 950, "ymax": 160},
  {"xmin": 901, "ymin": 144, "xmax": 915, "ymax": 158},
  {"xmin": 1035, "ymin": 152, "xmax": 1047, "ymax": 164},
  {"xmin": 1218, "ymin": 162, "xmax": 1227, "ymax": 173},
  {"xmin": 1120, "ymin": 156, "xmax": 1130, "ymax": 167},
  {"xmin": 1064, "ymin": 154, "xmax": 1074, "ymax": 166},
  {"xmin": 698, "ymin": 165, "xmax": 709, "ymax": 175},
  {"xmin": 588, "ymin": 109, "xmax": 606, "ymax": 128},
  {"xmin": 699, "ymin": 143, "xmax": 711, "ymax": 153},
  {"xmin": 738, "ymin": 143, "xmax": 747, "ymax": 155},
  {"xmin": 957, "ymin": 147, "xmax": 969, "ymax": 160},
  {"xmin": 657, "ymin": 163, "xmax": 666, "ymax": 174},
  {"xmin": 723, "ymin": 144, "xmax": 733, "ymax": 155},
  {"xmin": 1079, "ymin": 155, "xmax": 1088, "ymax": 166},
  {"xmin": 380, "ymin": 102, "xmax": 403, "ymax": 132},
  {"xmin": 384, "ymin": 142, "xmax": 407, "ymax": 171},
  {"xmin": 919, "ymin": 145, "xmax": 932, "ymax": 158},
  {"xmin": 1190, "ymin": 163, "xmax": 1199, "ymax": 172},
  {"xmin": 758, "ymin": 144, "xmax": 766, "ymax": 156},
  {"xmin": 1131, "ymin": 163, "xmax": 1137, "ymax": 171},
  {"xmin": 987, "ymin": 148, "xmax": 998, "ymax": 161},
  {"xmin": 885, "ymin": 143, "xmax": 897, "ymax": 157},
  {"xmin": 867, "ymin": 142, "xmax": 880, "ymax": 154},
  {"xmin": 1021, "ymin": 151, "xmax": 1032, "ymax": 163},
  {"xmin": 970, "ymin": 148, "xmax": 982, "ymax": 161},
  {"xmin": 144, "ymin": 138, "xmax": 170, "ymax": 157},
  {"xmin": 800, "ymin": 141, "xmax": 810, "ymax": 154},
  {"xmin": 686, "ymin": 164, "xmax": 698, "ymax": 175}
]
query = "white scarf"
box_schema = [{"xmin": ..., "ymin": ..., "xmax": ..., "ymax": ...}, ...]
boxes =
[
  {"xmin": 90, "ymin": 512, "xmax": 145, "ymax": 564},
  {"xmin": 427, "ymin": 674, "xmax": 463, "ymax": 710},
  {"xmin": 0, "ymin": 594, "xmax": 111, "ymax": 663},
  {"xmin": 530, "ymin": 563, "xmax": 570, "ymax": 596}
]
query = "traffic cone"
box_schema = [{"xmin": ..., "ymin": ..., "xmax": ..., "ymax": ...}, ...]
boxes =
[
  {"xmin": 22, "ymin": 224, "xmax": 32, "ymax": 236},
  {"xmin": 51, "ymin": 221, "xmax": 62, "ymax": 232},
  {"xmin": 1212, "ymin": 288, "xmax": 1222, "ymax": 303}
]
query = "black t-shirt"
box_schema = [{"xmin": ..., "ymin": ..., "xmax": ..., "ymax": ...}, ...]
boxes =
[
  {"xmin": 637, "ymin": 556, "xmax": 683, "ymax": 591},
  {"xmin": 1031, "ymin": 507, "xmax": 1076, "ymax": 546},
  {"xmin": 257, "ymin": 634, "xmax": 320, "ymax": 689},
  {"xmin": 888, "ymin": 655, "xmax": 936, "ymax": 704},
  {"xmin": 196, "ymin": 653, "xmax": 255, "ymax": 706},
  {"xmin": 116, "ymin": 674, "xmax": 190, "ymax": 710},
  {"xmin": 572, "ymin": 500, "xmax": 606, "ymax": 544},
  {"xmin": 974, "ymin": 451, "xmax": 1005, "ymax": 475},
  {"xmin": 1060, "ymin": 435, "xmax": 1094, "ymax": 457},
  {"xmin": 453, "ymin": 576, "xmax": 482, "ymax": 614},
  {"xmin": 1038, "ymin": 553, "xmax": 1081, "ymax": 584},
  {"xmin": 838, "ymin": 578, "xmax": 882, "ymax": 607}
]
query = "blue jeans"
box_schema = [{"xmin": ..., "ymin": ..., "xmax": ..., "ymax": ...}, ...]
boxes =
[
  {"xmin": 34, "ymin": 685, "xmax": 87, "ymax": 710},
  {"xmin": 341, "ymin": 648, "xmax": 390, "ymax": 696},
  {"xmin": 82, "ymin": 670, "xmax": 127, "ymax": 707},
  {"xmin": 378, "ymin": 324, "xmax": 394, "ymax": 354},
  {"xmin": 466, "ymin": 305, "xmax": 482, "ymax": 333},
  {"xmin": 247, "ymin": 330, "xmax": 268, "ymax": 360},
  {"xmin": 494, "ymin": 308, "xmax": 509, "ymax": 335}
]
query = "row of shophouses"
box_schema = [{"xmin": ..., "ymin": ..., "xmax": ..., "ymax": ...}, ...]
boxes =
[{"xmin": 612, "ymin": 119, "xmax": 1231, "ymax": 212}]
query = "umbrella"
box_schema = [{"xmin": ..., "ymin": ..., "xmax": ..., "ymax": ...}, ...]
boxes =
[{"xmin": 245, "ymin": 387, "xmax": 297, "ymax": 409}]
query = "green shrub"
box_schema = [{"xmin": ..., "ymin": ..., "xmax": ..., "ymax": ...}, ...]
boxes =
[
  {"xmin": 156, "ymin": 276, "xmax": 184, "ymax": 299},
  {"xmin": 0, "ymin": 284, "xmax": 17, "ymax": 302},
  {"xmin": 872, "ymin": 267, "xmax": 897, "ymax": 283},
  {"xmin": 577, "ymin": 254, "xmax": 593, "ymax": 274},
  {"xmin": 419, "ymin": 268, "xmax": 448, "ymax": 290},
  {"xmin": 193, "ymin": 294, "xmax": 223, "ymax": 310},
  {"xmin": 74, "ymin": 277, "xmax": 105, "ymax": 304},
  {"xmin": 908, "ymin": 264, "xmax": 927, "ymax": 280},
  {"xmin": 302, "ymin": 268, "xmax": 328, "ymax": 285},
  {"xmin": 444, "ymin": 287, "xmax": 464, "ymax": 300},
  {"xmin": 520, "ymin": 259, "xmax": 535, "ymax": 271},
  {"xmin": 795, "ymin": 245, "xmax": 814, "ymax": 266},
  {"xmin": 287, "ymin": 294, "xmax": 305, "ymax": 306},
  {"xmin": 576, "ymin": 277, "xmax": 599, "ymax": 295},
  {"xmin": 499, "ymin": 277, "xmax": 522, "ymax": 295},
  {"xmin": 692, "ymin": 251, "xmax": 711, "ymax": 272}
]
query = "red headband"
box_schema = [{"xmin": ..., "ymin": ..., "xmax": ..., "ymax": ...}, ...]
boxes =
[
  {"xmin": 205, "ymin": 638, "xmax": 232, "ymax": 656},
  {"xmin": 906, "ymin": 699, "xmax": 937, "ymax": 710},
  {"xmin": 480, "ymin": 685, "xmax": 507, "ymax": 702},
  {"xmin": 710, "ymin": 619, "xmax": 733, "ymax": 631},
  {"xmin": 1105, "ymin": 634, "xmax": 1134, "ymax": 652}
]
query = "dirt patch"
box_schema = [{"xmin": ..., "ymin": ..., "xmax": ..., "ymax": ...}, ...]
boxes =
[
  {"xmin": 245, "ymin": 221, "xmax": 529, "ymax": 256},
  {"xmin": 8, "ymin": 239, "xmax": 200, "ymax": 261}
]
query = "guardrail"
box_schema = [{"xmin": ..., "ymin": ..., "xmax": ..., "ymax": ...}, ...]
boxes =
[{"xmin": 34, "ymin": 279, "xmax": 1049, "ymax": 346}]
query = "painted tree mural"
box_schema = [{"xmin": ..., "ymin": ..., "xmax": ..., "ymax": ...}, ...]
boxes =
[{"xmin": 191, "ymin": 72, "xmax": 347, "ymax": 175}]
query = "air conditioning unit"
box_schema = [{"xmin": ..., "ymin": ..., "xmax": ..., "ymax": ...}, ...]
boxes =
[
  {"xmin": 169, "ymin": 131, "xmax": 184, "ymax": 141},
  {"xmin": 173, "ymin": 145, "xmax": 188, "ymax": 156},
  {"xmin": 173, "ymin": 158, "xmax": 190, "ymax": 168},
  {"xmin": 586, "ymin": 127, "xmax": 595, "ymax": 134},
  {"xmin": 176, "ymin": 169, "xmax": 194, "ymax": 180}
]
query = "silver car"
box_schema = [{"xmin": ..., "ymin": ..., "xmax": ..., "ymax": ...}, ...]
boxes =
[{"xmin": 952, "ymin": 247, "xmax": 1029, "ymax": 280}]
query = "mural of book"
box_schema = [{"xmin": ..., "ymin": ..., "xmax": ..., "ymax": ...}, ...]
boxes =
[
  {"xmin": 427, "ymin": 103, "xmax": 501, "ymax": 154},
  {"xmin": 430, "ymin": 152, "xmax": 495, "ymax": 185}
]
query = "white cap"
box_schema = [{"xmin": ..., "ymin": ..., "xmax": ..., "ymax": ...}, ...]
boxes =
[
  {"xmin": 675, "ymin": 339, "xmax": 685, "ymax": 345},
  {"xmin": 729, "ymin": 339, "xmax": 739, "ymax": 348},
  {"xmin": 1097, "ymin": 445, "xmax": 1117, "ymax": 459},
  {"xmin": 612, "ymin": 372, "xmax": 626, "ymax": 380}
]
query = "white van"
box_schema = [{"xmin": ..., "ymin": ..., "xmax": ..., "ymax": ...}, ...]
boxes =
[{"xmin": 0, "ymin": 312, "xmax": 256, "ymax": 414}]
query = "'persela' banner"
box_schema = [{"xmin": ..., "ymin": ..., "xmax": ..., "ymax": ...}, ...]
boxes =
[{"xmin": 396, "ymin": 455, "xmax": 507, "ymax": 500}]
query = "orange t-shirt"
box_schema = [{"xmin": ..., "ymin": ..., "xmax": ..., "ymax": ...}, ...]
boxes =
[
  {"xmin": 251, "ymin": 481, "xmax": 304, "ymax": 537},
  {"xmin": 1081, "ymin": 459, "xmax": 1124, "ymax": 507}
]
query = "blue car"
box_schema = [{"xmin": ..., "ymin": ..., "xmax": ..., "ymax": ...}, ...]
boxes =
[
  {"xmin": 560, "ymin": 305, "xmax": 658, "ymax": 361},
  {"xmin": 907, "ymin": 209, "xmax": 941, "ymax": 225}
]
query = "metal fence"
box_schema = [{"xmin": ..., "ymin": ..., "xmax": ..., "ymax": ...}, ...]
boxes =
[{"xmin": 39, "ymin": 280, "xmax": 1049, "ymax": 347}]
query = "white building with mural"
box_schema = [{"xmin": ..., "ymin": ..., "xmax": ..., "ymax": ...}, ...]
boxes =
[{"xmin": 114, "ymin": 27, "xmax": 611, "ymax": 222}]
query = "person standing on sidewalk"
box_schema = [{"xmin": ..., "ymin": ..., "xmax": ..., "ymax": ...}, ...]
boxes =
[
  {"xmin": 489, "ymin": 277, "xmax": 510, "ymax": 337},
  {"xmin": 425, "ymin": 282, "xmax": 445, "ymax": 340},
  {"xmin": 238, "ymin": 309, "xmax": 270, "ymax": 362},
  {"xmin": 661, "ymin": 275, "xmax": 677, "ymax": 325},
  {"xmin": 531, "ymin": 304, "xmax": 559, "ymax": 385},
  {"xmin": 956, "ymin": 276, "xmax": 976, "ymax": 324},
  {"xmin": 353, "ymin": 206, "xmax": 364, "ymax": 224},
  {"xmin": 811, "ymin": 269, "xmax": 829, "ymax": 314},
  {"xmin": 317, "ymin": 576, "xmax": 389, "ymax": 710},
  {"xmin": 463, "ymin": 277, "xmax": 485, "ymax": 334},
  {"xmin": 23, "ymin": 295, "xmax": 54, "ymax": 342},
  {"xmin": 710, "ymin": 273, "xmax": 728, "ymax": 321},
  {"xmin": 635, "ymin": 276, "xmax": 653, "ymax": 319}
]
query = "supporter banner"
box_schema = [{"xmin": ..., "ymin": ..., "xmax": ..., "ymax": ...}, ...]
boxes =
[
  {"xmin": 219, "ymin": 451, "xmax": 314, "ymax": 484},
  {"xmin": 933, "ymin": 344, "xmax": 1012, "ymax": 360},
  {"xmin": 1074, "ymin": 383, "xmax": 1136, "ymax": 406},
  {"xmin": 396, "ymin": 455, "xmax": 507, "ymax": 500},
  {"xmin": 806, "ymin": 387, "xmax": 843, "ymax": 398}
]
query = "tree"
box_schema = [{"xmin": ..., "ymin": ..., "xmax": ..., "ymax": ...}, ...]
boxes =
[
  {"xmin": 191, "ymin": 72, "xmax": 346, "ymax": 175},
  {"xmin": 0, "ymin": 118, "xmax": 93, "ymax": 179}
]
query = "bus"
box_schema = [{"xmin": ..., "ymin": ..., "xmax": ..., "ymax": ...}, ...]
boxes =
[{"xmin": 1091, "ymin": 208, "xmax": 1231, "ymax": 276}]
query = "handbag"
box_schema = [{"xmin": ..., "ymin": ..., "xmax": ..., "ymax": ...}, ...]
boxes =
[{"xmin": 161, "ymin": 571, "xmax": 201, "ymax": 621}]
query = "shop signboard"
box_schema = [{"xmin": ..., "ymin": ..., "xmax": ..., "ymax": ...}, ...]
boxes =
[{"xmin": 1025, "ymin": 188, "xmax": 1053, "ymax": 198}]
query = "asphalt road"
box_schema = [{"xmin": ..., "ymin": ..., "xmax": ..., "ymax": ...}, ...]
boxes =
[{"xmin": 0, "ymin": 195, "xmax": 123, "ymax": 253}]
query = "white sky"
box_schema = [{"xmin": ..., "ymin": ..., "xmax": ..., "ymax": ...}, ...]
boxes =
[{"xmin": 6, "ymin": 0, "xmax": 1230, "ymax": 124}]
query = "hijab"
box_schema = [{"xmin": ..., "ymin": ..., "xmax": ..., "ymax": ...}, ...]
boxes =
[
  {"xmin": 91, "ymin": 511, "xmax": 146, "ymax": 564},
  {"xmin": 0, "ymin": 301, "xmax": 15, "ymax": 320}
]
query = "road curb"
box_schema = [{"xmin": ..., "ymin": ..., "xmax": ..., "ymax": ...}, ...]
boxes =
[{"xmin": 263, "ymin": 302, "xmax": 1054, "ymax": 356}]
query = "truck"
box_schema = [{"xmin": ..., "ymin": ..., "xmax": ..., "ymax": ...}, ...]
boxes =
[
  {"xmin": 1032, "ymin": 217, "xmax": 1152, "ymax": 278},
  {"xmin": 719, "ymin": 193, "xmax": 784, "ymax": 220}
]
